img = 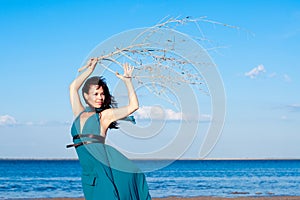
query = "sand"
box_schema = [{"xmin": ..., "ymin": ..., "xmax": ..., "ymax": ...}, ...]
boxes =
[{"xmin": 30, "ymin": 196, "xmax": 300, "ymax": 200}]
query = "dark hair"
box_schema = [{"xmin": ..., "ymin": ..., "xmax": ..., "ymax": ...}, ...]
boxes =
[{"xmin": 82, "ymin": 76, "xmax": 118, "ymax": 129}]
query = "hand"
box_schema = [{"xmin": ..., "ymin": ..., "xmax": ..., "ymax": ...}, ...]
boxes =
[
  {"xmin": 78, "ymin": 57, "xmax": 99, "ymax": 72},
  {"xmin": 116, "ymin": 63, "xmax": 134, "ymax": 81},
  {"xmin": 86, "ymin": 57, "xmax": 98, "ymax": 70}
]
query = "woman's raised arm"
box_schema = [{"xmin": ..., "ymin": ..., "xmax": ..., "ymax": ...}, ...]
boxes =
[
  {"xmin": 69, "ymin": 58, "xmax": 98, "ymax": 117},
  {"xmin": 104, "ymin": 63, "xmax": 139, "ymax": 123}
]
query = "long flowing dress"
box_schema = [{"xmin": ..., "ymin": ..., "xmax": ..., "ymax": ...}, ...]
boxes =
[{"xmin": 69, "ymin": 111, "xmax": 152, "ymax": 200}]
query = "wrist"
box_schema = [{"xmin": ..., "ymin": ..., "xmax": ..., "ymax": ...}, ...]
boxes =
[
  {"xmin": 86, "ymin": 65, "xmax": 95, "ymax": 71},
  {"xmin": 123, "ymin": 77, "xmax": 132, "ymax": 83}
]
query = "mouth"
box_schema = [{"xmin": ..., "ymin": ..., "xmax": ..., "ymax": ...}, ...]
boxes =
[{"xmin": 96, "ymin": 102, "xmax": 103, "ymax": 106}]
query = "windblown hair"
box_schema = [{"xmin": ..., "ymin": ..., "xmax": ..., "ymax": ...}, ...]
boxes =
[{"xmin": 82, "ymin": 76, "xmax": 118, "ymax": 129}]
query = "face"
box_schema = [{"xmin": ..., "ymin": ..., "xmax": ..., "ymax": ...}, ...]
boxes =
[{"xmin": 84, "ymin": 85, "xmax": 105, "ymax": 108}]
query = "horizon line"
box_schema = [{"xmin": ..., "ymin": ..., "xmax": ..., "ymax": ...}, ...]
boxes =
[{"xmin": 1, "ymin": 157, "xmax": 300, "ymax": 161}]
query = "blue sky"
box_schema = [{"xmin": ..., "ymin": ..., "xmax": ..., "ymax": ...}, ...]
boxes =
[{"xmin": 0, "ymin": 0, "xmax": 299, "ymax": 159}]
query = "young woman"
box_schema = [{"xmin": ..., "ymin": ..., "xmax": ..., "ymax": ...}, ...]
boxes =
[{"xmin": 68, "ymin": 58, "xmax": 151, "ymax": 200}]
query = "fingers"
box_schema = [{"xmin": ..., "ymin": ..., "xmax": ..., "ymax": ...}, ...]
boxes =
[
  {"xmin": 89, "ymin": 58, "xmax": 98, "ymax": 64},
  {"xmin": 78, "ymin": 58, "xmax": 97, "ymax": 72},
  {"xmin": 123, "ymin": 63, "xmax": 134, "ymax": 74},
  {"xmin": 115, "ymin": 63, "xmax": 134, "ymax": 79},
  {"xmin": 86, "ymin": 57, "xmax": 98, "ymax": 70}
]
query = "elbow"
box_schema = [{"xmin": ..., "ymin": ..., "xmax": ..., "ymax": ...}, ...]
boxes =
[
  {"xmin": 69, "ymin": 81, "xmax": 79, "ymax": 92},
  {"xmin": 130, "ymin": 103, "xmax": 139, "ymax": 113},
  {"xmin": 134, "ymin": 104, "xmax": 139, "ymax": 112},
  {"xmin": 69, "ymin": 81, "xmax": 75, "ymax": 91}
]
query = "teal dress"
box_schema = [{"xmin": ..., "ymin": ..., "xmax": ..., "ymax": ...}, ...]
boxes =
[{"xmin": 69, "ymin": 111, "xmax": 152, "ymax": 200}]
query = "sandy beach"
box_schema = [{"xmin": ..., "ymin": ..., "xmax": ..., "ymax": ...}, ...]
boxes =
[{"xmin": 31, "ymin": 197, "xmax": 300, "ymax": 200}]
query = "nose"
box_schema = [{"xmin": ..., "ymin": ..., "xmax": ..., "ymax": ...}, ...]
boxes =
[{"xmin": 97, "ymin": 94, "xmax": 103, "ymax": 100}]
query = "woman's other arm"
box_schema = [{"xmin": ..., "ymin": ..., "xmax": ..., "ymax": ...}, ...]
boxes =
[{"xmin": 104, "ymin": 63, "xmax": 139, "ymax": 123}]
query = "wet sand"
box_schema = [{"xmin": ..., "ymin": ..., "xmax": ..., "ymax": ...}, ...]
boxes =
[{"xmin": 30, "ymin": 196, "xmax": 300, "ymax": 200}]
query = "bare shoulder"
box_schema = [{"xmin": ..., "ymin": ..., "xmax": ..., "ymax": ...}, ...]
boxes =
[{"xmin": 100, "ymin": 108, "xmax": 113, "ymax": 120}]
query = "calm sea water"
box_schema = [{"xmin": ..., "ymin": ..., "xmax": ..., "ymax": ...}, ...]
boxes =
[{"xmin": 0, "ymin": 159, "xmax": 299, "ymax": 199}]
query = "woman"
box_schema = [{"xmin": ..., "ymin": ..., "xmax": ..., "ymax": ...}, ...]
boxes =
[{"xmin": 68, "ymin": 58, "xmax": 152, "ymax": 200}]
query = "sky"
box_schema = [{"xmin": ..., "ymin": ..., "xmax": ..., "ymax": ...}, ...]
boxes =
[{"xmin": 0, "ymin": 0, "xmax": 299, "ymax": 159}]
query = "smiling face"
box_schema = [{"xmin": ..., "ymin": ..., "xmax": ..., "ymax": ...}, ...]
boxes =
[{"xmin": 84, "ymin": 85, "xmax": 105, "ymax": 108}]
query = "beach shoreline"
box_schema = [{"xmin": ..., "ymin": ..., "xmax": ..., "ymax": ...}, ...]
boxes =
[{"xmin": 27, "ymin": 196, "xmax": 300, "ymax": 200}]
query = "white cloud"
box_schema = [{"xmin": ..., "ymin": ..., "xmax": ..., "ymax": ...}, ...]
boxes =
[
  {"xmin": 0, "ymin": 115, "xmax": 17, "ymax": 126},
  {"xmin": 38, "ymin": 120, "xmax": 71, "ymax": 126},
  {"xmin": 135, "ymin": 106, "xmax": 181, "ymax": 120},
  {"xmin": 0, "ymin": 114, "xmax": 70, "ymax": 127},
  {"xmin": 245, "ymin": 64, "xmax": 266, "ymax": 78},
  {"xmin": 287, "ymin": 104, "xmax": 300, "ymax": 112},
  {"xmin": 23, "ymin": 120, "xmax": 71, "ymax": 126},
  {"xmin": 245, "ymin": 65, "xmax": 292, "ymax": 83},
  {"xmin": 135, "ymin": 106, "xmax": 211, "ymax": 121},
  {"xmin": 199, "ymin": 114, "xmax": 212, "ymax": 122}
]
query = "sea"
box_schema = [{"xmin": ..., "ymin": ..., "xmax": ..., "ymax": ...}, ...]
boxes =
[{"xmin": 0, "ymin": 159, "xmax": 299, "ymax": 199}]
